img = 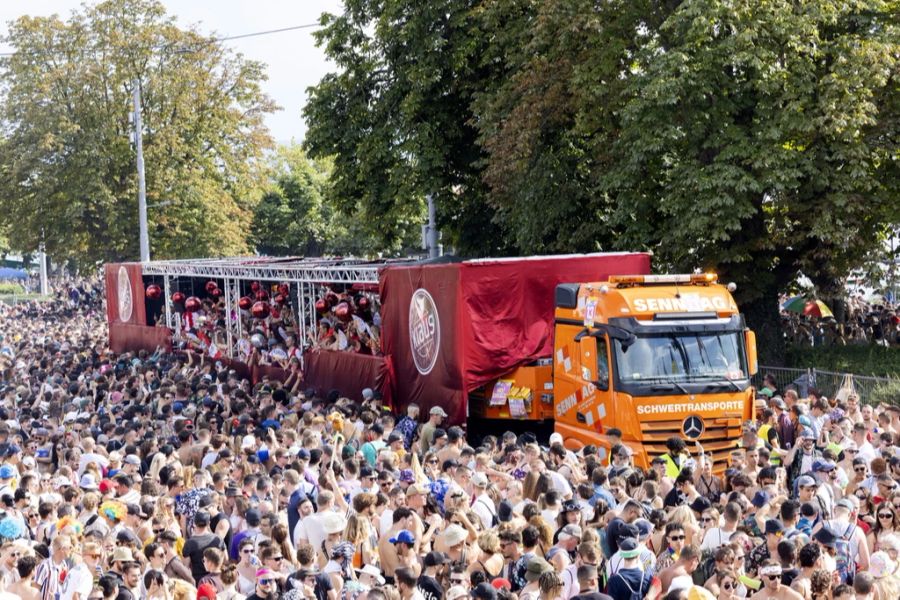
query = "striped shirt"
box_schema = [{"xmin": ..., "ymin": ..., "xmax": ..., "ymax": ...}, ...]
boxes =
[{"xmin": 34, "ymin": 557, "xmax": 67, "ymax": 600}]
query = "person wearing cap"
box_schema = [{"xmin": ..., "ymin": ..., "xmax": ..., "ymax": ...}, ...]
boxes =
[
  {"xmin": 246, "ymin": 568, "xmax": 279, "ymax": 600},
  {"xmin": 824, "ymin": 497, "xmax": 870, "ymax": 578},
  {"xmin": 606, "ymin": 521, "xmax": 646, "ymax": 579},
  {"xmin": 809, "ymin": 459, "xmax": 837, "ymax": 518},
  {"xmin": 751, "ymin": 559, "xmax": 803, "ymax": 600},
  {"xmin": 546, "ymin": 524, "xmax": 582, "ymax": 570},
  {"xmin": 747, "ymin": 519, "xmax": 785, "ymax": 576},
  {"xmin": 607, "ymin": 538, "xmax": 659, "ymax": 600},
  {"xmin": 416, "ymin": 551, "xmax": 446, "ymax": 600},
  {"xmin": 471, "ymin": 472, "xmax": 497, "ymax": 530},
  {"xmin": 419, "ymin": 406, "xmax": 448, "ymax": 456},
  {"xmin": 785, "ymin": 426, "xmax": 822, "ymax": 485},
  {"xmin": 518, "ymin": 557, "xmax": 553, "ymax": 600}
]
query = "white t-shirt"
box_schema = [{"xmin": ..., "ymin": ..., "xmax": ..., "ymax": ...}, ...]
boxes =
[
  {"xmin": 59, "ymin": 563, "xmax": 93, "ymax": 600},
  {"xmin": 78, "ymin": 453, "xmax": 109, "ymax": 475},
  {"xmin": 858, "ymin": 441, "xmax": 878, "ymax": 466},
  {"xmin": 380, "ymin": 509, "xmax": 395, "ymax": 538},
  {"xmin": 700, "ymin": 527, "xmax": 734, "ymax": 550},
  {"xmin": 472, "ymin": 493, "xmax": 496, "ymax": 530},
  {"xmin": 547, "ymin": 470, "xmax": 573, "ymax": 497}
]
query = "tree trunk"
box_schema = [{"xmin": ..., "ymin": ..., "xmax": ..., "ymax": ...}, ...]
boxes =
[{"xmin": 741, "ymin": 290, "xmax": 785, "ymax": 367}]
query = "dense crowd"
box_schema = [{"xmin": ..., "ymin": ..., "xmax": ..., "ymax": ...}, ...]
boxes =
[
  {"xmin": 170, "ymin": 285, "xmax": 381, "ymax": 366},
  {"xmin": 780, "ymin": 294, "xmax": 899, "ymax": 348},
  {"xmin": 0, "ymin": 281, "xmax": 898, "ymax": 600}
]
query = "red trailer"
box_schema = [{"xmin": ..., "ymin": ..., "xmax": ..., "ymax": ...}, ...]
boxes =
[{"xmin": 105, "ymin": 252, "xmax": 650, "ymax": 424}]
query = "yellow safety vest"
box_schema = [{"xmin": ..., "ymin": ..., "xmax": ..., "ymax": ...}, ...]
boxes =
[{"xmin": 661, "ymin": 453, "xmax": 682, "ymax": 479}]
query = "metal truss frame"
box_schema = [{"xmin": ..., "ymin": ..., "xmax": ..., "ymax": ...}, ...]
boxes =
[{"xmin": 141, "ymin": 256, "xmax": 386, "ymax": 284}]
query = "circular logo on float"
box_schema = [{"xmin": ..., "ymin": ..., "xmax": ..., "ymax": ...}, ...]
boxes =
[
  {"xmin": 409, "ymin": 288, "xmax": 440, "ymax": 375},
  {"xmin": 117, "ymin": 266, "xmax": 133, "ymax": 322}
]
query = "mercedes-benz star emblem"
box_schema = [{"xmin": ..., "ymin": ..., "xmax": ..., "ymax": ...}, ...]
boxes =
[{"xmin": 682, "ymin": 415, "xmax": 704, "ymax": 439}]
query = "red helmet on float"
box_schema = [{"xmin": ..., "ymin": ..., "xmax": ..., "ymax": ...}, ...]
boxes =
[
  {"xmin": 205, "ymin": 281, "xmax": 218, "ymax": 294},
  {"xmin": 238, "ymin": 296, "xmax": 253, "ymax": 311},
  {"xmin": 145, "ymin": 284, "xmax": 162, "ymax": 299},
  {"xmin": 185, "ymin": 296, "xmax": 202, "ymax": 312},
  {"xmin": 172, "ymin": 291, "xmax": 186, "ymax": 304}
]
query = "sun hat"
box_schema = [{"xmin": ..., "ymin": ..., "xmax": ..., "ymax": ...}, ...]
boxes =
[
  {"xmin": 79, "ymin": 473, "xmax": 98, "ymax": 490},
  {"xmin": 442, "ymin": 524, "xmax": 468, "ymax": 547},
  {"xmin": 356, "ymin": 564, "xmax": 385, "ymax": 585},
  {"xmin": 446, "ymin": 586, "xmax": 468, "ymax": 600},
  {"xmin": 321, "ymin": 512, "xmax": 347, "ymax": 535},
  {"xmin": 524, "ymin": 556, "xmax": 553, "ymax": 582}
]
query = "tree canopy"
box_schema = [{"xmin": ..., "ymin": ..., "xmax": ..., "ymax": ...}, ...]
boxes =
[
  {"xmin": 306, "ymin": 0, "xmax": 899, "ymax": 362},
  {"xmin": 0, "ymin": 0, "xmax": 276, "ymax": 268},
  {"xmin": 250, "ymin": 144, "xmax": 385, "ymax": 257}
]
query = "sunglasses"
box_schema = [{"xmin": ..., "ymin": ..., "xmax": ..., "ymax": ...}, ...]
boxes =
[
  {"xmin": 722, "ymin": 582, "xmax": 734, "ymax": 590},
  {"xmin": 669, "ymin": 535, "xmax": 685, "ymax": 541},
  {"xmin": 847, "ymin": 449, "xmax": 859, "ymax": 453},
  {"xmin": 271, "ymin": 556, "xmax": 283, "ymax": 562},
  {"xmin": 259, "ymin": 579, "xmax": 275, "ymax": 586},
  {"xmin": 765, "ymin": 575, "xmax": 780, "ymax": 581},
  {"xmin": 879, "ymin": 513, "xmax": 894, "ymax": 519},
  {"xmin": 701, "ymin": 517, "xmax": 714, "ymax": 523},
  {"xmin": 855, "ymin": 467, "xmax": 867, "ymax": 472}
]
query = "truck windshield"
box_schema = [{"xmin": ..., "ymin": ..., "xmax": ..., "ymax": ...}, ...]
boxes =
[{"xmin": 613, "ymin": 331, "xmax": 747, "ymax": 383}]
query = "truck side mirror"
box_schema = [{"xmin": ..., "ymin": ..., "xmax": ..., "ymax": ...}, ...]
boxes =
[{"xmin": 745, "ymin": 329, "xmax": 758, "ymax": 376}]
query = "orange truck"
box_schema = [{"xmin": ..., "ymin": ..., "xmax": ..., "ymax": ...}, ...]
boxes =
[
  {"xmin": 552, "ymin": 273, "xmax": 758, "ymax": 469},
  {"xmin": 473, "ymin": 272, "xmax": 757, "ymax": 470}
]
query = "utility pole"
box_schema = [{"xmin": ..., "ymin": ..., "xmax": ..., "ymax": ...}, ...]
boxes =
[
  {"xmin": 133, "ymin": 79, "xmax": 149, "ymax": 262},
  {"xmin": 426, "ymin": 193, "xmax": 440, "ymax": 259},
  {"xmin": 39, "ymin": 229, "xmax": 49, "ymax": 297}
]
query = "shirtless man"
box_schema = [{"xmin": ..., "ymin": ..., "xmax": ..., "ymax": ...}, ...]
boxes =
[
  {"xmin": 8, "ymin": 556, "xmax": 39, "ymax": 600},
  {"xmin": 378, "ymin": 508, "xmax": 416, "ymax": 582},
  {"xmin": 751, "ymin": 560, "xmax": 803, "ymax": 600}
]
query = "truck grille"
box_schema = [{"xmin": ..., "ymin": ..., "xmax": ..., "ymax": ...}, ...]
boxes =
[{"xmin": 639, "ymin": 416, "xmax": 743, "ymax": 470}]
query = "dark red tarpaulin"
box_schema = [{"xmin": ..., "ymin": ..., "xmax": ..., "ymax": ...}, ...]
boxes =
[{"xmin": 380, "ymin": 253, "xmax": 651, "ymax": 424}]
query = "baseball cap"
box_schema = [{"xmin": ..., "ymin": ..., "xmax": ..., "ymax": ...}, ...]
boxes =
[
  {"xmin": 389, "ymin": 529, "xmax": 415, "ymax": 545},
  {"xmin": 689, "ymin": 497, "xmax": 711, "ymax": 513},
  {"xmin": 634, "ymin": 519, "xmax": 653, "ymax": 539},
  {"xmin": 245, "ymin": 509, "xmax": 261, "ymax": 527},
  {"xmin": 423, "ymin": 551, "xmax": 448, "ymax": 567},
  {"xmin": 813, "ymin": 526, "xmax": 838, "ymax": 547},
  {"xmin": 472, "ymin": 582, "xmax": 497, "ymax": 600},
  {"xmin": 446, "ymin": 586, "xmax": 468, "ymax": 600},
  {"xmin": 764, "ymin": 519, "xmax": 785, "ymax": 536},
  {"xmin": 812, "ymin": 459, "xmax": 836, "ymax": 472},
  {"xmin": 0, "ymin": 465, "xmax": 15, "ymax": 480},
  {"xmin": 124, "ymin": 454, "xmax": 141, "ymax": 466},
  {"xmin": 193, "ymin": 510, "xmax": 211, "ymax": 526},
  {"xmin": 471, "ymin": 472, "xmax": 489, "ymax": 488},
  {"xmin": 752, "ymin": 491, "xmax": 772, "ymax": 508},
  {"xmin": 429, "ymin": 406, "xmax": 449, "ymax": 418},
  {"xmin": 800, "ymin": 429, "xmax": 816, "ymax": 440},
  {"xmin": 796, "ymin": 475, "xmax": 817, "ymax": 488},
  {"xmin": 619, "ymin": 537, "xmax": 640, "ymax": 559},
  {"xmin": 559, "ymin": 524, "xmax": 582, "ymax": 539},
  {"xmin": 498, "ymin": 500, "xmax": 513, "ymax": 523}
]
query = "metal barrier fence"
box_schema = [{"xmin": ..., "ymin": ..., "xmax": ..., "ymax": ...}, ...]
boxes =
[{"xmin": 753, "ymin": 365, "xmax": 896, "ymax": 404}]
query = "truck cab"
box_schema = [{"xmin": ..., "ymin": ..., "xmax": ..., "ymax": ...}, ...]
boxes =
[{"xmin": 553, "ymin": 273, "xmax": 758, "ymax": 470}]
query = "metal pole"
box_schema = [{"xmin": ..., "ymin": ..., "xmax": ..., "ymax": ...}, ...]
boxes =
[
  {"xmin": 426, "ymin": 193, "xmax": 439, "ymax": 259},
  {"xmin": 38, "ymin": 232, "xmax": 49, "ymax": 296},
  {"xmin": 133, "ymin": 79, "xmax": 149, "ymax": 262}
]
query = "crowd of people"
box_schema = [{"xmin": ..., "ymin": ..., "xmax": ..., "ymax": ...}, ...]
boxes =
[
  {"xmin": 0, "ymin": 279, "xmax": 898, "ymax": 600},
  {"xmin": 780, "ymin": 294, "xmax": 899, "ymax": 348},
  {"xmin": 169, "ymin": 285, "xmax": 381, "ymax": 367}
]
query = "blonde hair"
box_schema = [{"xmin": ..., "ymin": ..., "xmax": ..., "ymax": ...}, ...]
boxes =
[
  {"xmin": 82, "ymin": 492, "xmax": 100, "ymax": 512},
  {"xmin": 477, "ymin": 531, "xmax": 501, "ymax": 555},
  {"xmin": 670, "ymin": 505, "xmax": 699, "ymax": 528}
]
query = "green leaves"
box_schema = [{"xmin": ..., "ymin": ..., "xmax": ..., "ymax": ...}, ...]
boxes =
[{"xmin": 0, "ymin": 0, "xmax": 276, "ymax": 268}]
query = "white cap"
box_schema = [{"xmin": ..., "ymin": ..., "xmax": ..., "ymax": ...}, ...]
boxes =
[
  {"xmin": 549, "ymin": 432, "xmax": 564, "ymax": 446},
  {"xmin": 241, "ymin": 434, "xmax": 256, "ymax": 449},
  {"xmin": 471, "ymin": 472, "xmax": 489, "ymax": 488}
]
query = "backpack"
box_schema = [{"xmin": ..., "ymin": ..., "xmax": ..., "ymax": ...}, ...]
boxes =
[
  {"xmin": 477, "ymin": 498, "xmax": 499, "ymax": 528},
  {"xmin": 834, "ymin": 522, "xmax": 857, "ymax": 584},
  {"xmin": 611, "ymin": 571, "xmax": 647, "ymax": 600},
  {"xmin": 692, "ymin": 548, "xmax": 717, "ymax": 586}
]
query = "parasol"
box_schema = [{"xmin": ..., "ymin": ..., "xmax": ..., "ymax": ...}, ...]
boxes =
[{"xmin": 782, "ymin": 297, "xmax": 833, "ymax": 318}]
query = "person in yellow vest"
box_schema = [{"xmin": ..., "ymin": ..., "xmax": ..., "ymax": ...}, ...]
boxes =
[{"xmin": 659, "ymin": 437, "xmax": 689, "ymax": 479}]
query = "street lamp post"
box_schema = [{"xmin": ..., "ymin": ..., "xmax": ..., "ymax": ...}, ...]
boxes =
[{"xmin": 133, "ymin": 78, "xmax": 149, "ymax": 262}]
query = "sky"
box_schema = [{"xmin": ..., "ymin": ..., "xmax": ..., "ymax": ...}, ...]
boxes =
[{"xmin": 0, "ymin": 0, "xmax": 345, "ymax": 144}]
